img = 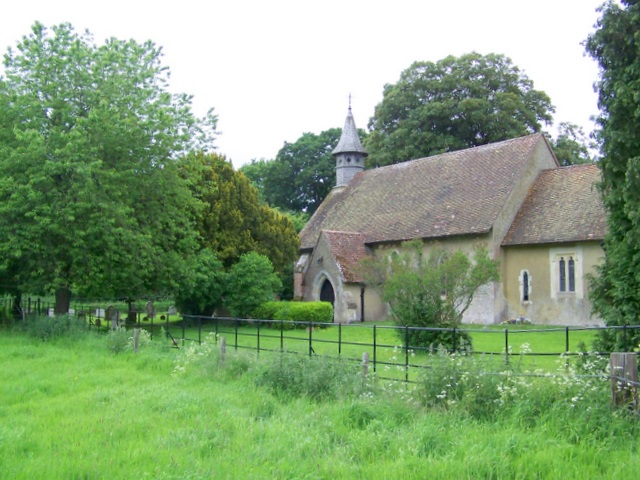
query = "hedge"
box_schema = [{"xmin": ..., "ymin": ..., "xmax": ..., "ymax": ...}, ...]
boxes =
[{"xmin": 252, "ymin": 301, "xmax": 333, "ymax": 328}]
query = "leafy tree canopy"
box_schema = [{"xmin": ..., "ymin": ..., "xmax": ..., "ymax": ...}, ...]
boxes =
[
  {"xmin": 241, "ymin": 128, "xmax": 366, "ymax": 215},
  {"xmin": 178, "ymin": 151, "xmax": 300, "ymax": 274},
  {"xmin": 586, "ymin": 0, "xmax": 640, "ymax": 344},
  {"xmin": 0, "ymin": 23, "xmax": 216, "ymax": 313},
  {"xmin": 365, "ymin": 52, "xmax": 555, "ymax": 167},
  {"xmin": 546, "ymin": 122, "xmax": 595, "ymax": 166}
]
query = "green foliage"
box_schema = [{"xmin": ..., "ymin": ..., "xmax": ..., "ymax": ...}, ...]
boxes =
[
  {"xmin": 586, "ymin": 1, "xmax": 640, "ymax": 350},
  {"xmin": 252, "ymin": 301, "xmax": 333, "ymax": 328},
  {"xmin": 254, "ymin": 353, "xmax": 365, "ymax": 402},
  {"xmin": 224, "ymin": 252, "xmax": 282, "ymax": 318},
  {"xmin": 22, "ymin": 314, "xmax": 88, "ymax": 341},
  {"xmin": 365, "ymin": 52, "xmax": 554, "ymax": 167},
  {"xmin": 0, "ymin": 23, "xmax": 214, "ymax": 313},
  {"xmin": 179, "ymin": 151, "xmax": 299, "ymax": 273},
  {"xmin": 241, "ymin": 128, "xmax": 366, "ymax": 215},
  {"xmin": 174, "ymin": 249, "xmax": 225, "ymax": 316},
  {"xmin": 360, "ymin": 241, "xmax": 499, "ymax": 350},
  {"xmin": 547, "ymin": 122, "xmax": 595, "ymax": 166},
  {"xmin": 104, "ymin": 327, "xmax": 131, "ymax": 354}
]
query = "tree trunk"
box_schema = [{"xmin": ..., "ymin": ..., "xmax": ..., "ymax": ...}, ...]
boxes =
[{"xmin": 54, "ymin": 287, "xmax": 72, "ymax": 315}]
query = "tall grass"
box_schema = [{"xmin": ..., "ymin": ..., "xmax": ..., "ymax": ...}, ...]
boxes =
[{"xmin": 0, "ymin": 324, "xmax": 638, "ymax": 479}]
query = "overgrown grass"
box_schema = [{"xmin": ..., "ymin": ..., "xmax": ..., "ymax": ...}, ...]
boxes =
[{"xmin": 1, "ymin": 325, "xmax": 638, "ymax": 479}]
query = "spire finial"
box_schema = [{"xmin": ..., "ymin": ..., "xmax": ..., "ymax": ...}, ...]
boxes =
[{"xmin": 348, "ymin": 93, "xmax": 352, "ymax": 111}]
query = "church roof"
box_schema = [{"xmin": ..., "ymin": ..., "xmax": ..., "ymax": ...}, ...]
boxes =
[
  {"xmin": 321, "ymin": 231, "xmax": 369, "ymax": 282},
  {"xmin": 502, "ymin": 163, "xmax": 606, "ymax": 246},
  {"xmin": 301, "ymin": 133, "xmax": 548, "ymax": 250},
  {"xmin": 332, "ymin": 107, "xmax": 368, "ymax": 156}
]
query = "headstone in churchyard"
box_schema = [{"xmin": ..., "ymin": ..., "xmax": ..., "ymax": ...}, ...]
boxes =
[
  {"xmin": 146, "ymin": 301, "xmax": 156, "ymax": 320},
  {"xmin": 167, "ymin": 305, "xmax": 177, "ymax": 315},
  {"xmin": 106, "ymin": 305, "xmax": 120, "ymax": 329}
]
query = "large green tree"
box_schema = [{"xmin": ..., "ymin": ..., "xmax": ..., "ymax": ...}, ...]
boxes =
[
  {"xmin": 179, "ymin": 151, "xmax": 299, "ymax": 275},
  {"xmin": 241, "ymin": 128, "xmax": 348, "ymax": 215},
  {"xmin": 586, "ymin": 0, "xmax": 640, "ymax": 345},
  {"xmin": 365, "ymin": 52, "xmax": 555, "ymax": 167},
  {"xmin": 546, "ymin": 122, "xmax": 595, "ymax": 166},
  {"xmin": 0, "ymin": 23, "xmax": 216, "ymax": 313}
]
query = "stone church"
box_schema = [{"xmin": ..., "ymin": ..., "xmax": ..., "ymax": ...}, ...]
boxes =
[{"xmin": 294, "ymin": 107, "xmax": 606, "ymax": 326}]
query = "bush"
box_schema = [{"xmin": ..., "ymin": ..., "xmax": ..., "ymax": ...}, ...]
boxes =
[
  {"xmin": 22, "ymin": 314, "xmax": 89, "ymax": 341},
  {"xmin": 224, "ymin": 252, "xmax": 282, "ymax": 318},
  {"xmin": 105, "ymin": 327, "xmax": 131, "ymax": 354},
  {"xmin": 359, "ymin": 242, "xmax": 499, "ymax": 352},
  {"xmin": 254, "ymin": 352, "xmax": 365, "ymax": 402},
  {"xmin": 252, "ymin": 301, "xmax": 333, "ymax": 329},
  {"xmin": 404, "ymin": 325, "xmax": 472, "ymax": 353}
]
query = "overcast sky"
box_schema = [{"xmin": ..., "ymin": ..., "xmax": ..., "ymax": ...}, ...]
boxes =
[{"xmin": 1, "ymin": 0, "xmax": 605, "ymax": 168}]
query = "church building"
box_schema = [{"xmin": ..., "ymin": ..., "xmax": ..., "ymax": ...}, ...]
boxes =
[{"xmin": 294, "ymin": 107, "xmax": 606, "ymax": 326}]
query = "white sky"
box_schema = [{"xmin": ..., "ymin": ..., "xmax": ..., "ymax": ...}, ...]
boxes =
[{"xmin": 1, "ymin": 0, "xmax": 604, "ymax": 168}]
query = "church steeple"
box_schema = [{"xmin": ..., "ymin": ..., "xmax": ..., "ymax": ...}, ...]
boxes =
[{"xmin": 332, "ymin": 100, "xmax": 367, "ymax": 187}]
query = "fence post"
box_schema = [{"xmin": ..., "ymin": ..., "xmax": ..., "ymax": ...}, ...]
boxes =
[
  {"xmin": 452, "ymin": 327, "xmax": 457, "ymax": 353},
  {"xmin": 405, "ymin": 326, "xmax": 410, "ymax": 383},
  {"xmin": 220, "ymin": 336, "xmax": 227, "ymax": 363},
  {"xmin": 362, "ymin": 352, "xmax": 369, "ymax": 381},
  {"xmin": 133, "ymin": 328, "xmax": 140, "ymax": 353},
  {"xmin": 280, "ymin": 319, "xmax": 284, "ymax": 351},
  {"xmin": 257, "ymin": 320, "xmax": 261, "ymax": 356},
  {"xmin": 234, "ymin": 321, "xmax": 238, "ymax": 351},
  {"xmin": 373, "ymin": 325, "xmax": 377, "ymax": 374},
  {"xmin": 338, "ymin": 323, "xmax": 342, "ymax": 356},
  {"xmin": 610, "ymin": 352, "xmax": 638, "ymax": 409},
  {"xmin": 504, "ymin": 328, "xmax": 509, "ymax": 365},
  {"xmin": 198, "ymin": 316, "xmax": 202, "ymax": 345},
  {"xmin": 308, "ymin": 322, "xmax": 313, "ymax": 356}
]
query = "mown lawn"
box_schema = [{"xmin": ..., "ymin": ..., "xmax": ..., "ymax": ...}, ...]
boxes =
[{"xmin": 1, "ymin": 326, "xmax": 637, "ymax": 479}]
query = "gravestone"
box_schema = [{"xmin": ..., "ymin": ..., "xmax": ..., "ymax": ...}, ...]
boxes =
[
  {"xmin": 146, "ymin": 301, "xmax": 156, "ymax": 321},
  {"xmin": 106, "ymin": 305, "xmax": 121, "ymax": 330}
]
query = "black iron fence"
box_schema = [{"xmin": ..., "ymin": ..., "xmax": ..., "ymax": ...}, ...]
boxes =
[{"xmin": 149, "ymin": 315, "xmax": 640, "ymax": 384}]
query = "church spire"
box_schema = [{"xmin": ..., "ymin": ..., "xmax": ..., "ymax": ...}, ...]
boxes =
[{"xmin": 332, "ymin": 101, "xmax": 367, "ymax": 187}]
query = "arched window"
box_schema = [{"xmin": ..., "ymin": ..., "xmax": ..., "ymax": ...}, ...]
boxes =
[
  {"xmin": 551, "ymin": 249, "xmax": 581, "ymax": 298},
  {"xmin": 523, "ymin": 271, "xmax": 529, "ymax": 301},
  {"xmin": 568, "ymin": 257, "xmax": 575, "ymax": 292}
]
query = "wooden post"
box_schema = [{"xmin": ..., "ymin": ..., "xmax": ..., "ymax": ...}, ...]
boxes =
[
  {"xmin": 362, "ymin": 352, "xmax": 369, "ymax": 381},
  {"xmin": 133, "ymin": 328, "xmax": 140, "ymax": 353},
  {"xmin": 610, "ymin": 352, "xmax": 639, "ymax": 409},
  {"xmin": 220, "ymin": 336, "xmax": 227, "ymax": 363}
]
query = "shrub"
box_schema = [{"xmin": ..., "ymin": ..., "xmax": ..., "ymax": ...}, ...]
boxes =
[
  {"xmin": 252, "ymin": 301, "xmax": 333, "ymax": 329},
  {"xmin": 224, "ymin": 252, "xmax": 282, "ymax": 318},
  {"xmin": 105, "ymin": 327, "xmax": 131, "ymax": 354},
  {"xmin": 254, "ymin": 353, "xmax": 365, "ymax": 402},
  {"xmin": 22, "ymin": 314, "xmax": 88, "ymax": 341},
  {"xmin": 359, "ymin": 241, "xmax": 499, "ymax": 352}
]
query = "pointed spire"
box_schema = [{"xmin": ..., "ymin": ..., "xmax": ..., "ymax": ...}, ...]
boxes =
[
  {"xmin": 333, "ymin": 101, "xmax": 367, "ymax": 187},
  {"xmin": 332, "ymin": 106, "xmax": 367, "ymax": 156}
]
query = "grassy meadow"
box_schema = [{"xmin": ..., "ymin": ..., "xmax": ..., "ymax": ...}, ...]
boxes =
[{"xmin": 1, "ymin": 318, "xmax": 639, "ymax": 479}]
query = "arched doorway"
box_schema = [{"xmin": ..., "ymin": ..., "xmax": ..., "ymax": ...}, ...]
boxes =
[{"xmin": 320, "ymin": 279, "xmax": 335, "ymax": 305}]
